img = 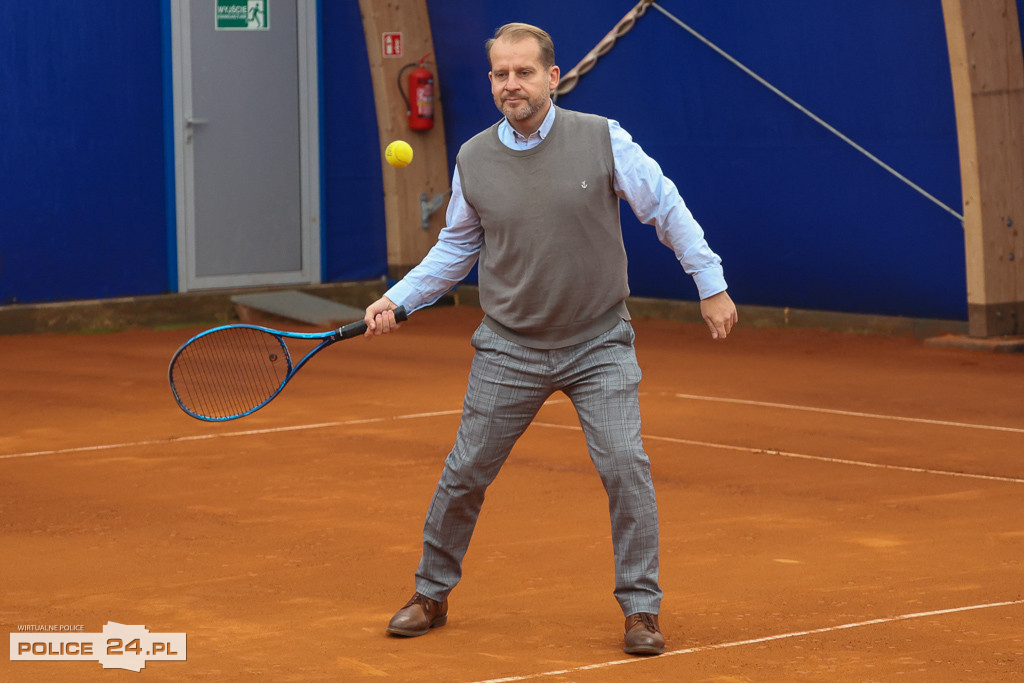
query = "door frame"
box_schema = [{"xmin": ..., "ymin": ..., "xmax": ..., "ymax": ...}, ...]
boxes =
[{"xmin": 169, "ymin": 0, "xmax": 321, "ymax": 292}]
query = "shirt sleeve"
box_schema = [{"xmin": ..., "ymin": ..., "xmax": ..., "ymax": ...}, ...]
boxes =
[
  {"xmin": 609, "ymin": 119, "xmax": 728, "ymax": 300},
  {"xmin": 383, "ymin": 165, "xmax": 483, "ymax": 312}
]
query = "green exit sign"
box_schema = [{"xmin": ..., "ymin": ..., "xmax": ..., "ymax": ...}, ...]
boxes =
[{"xmin": 216, "ymin": 0, "xmax": 269, "ymax": 30}]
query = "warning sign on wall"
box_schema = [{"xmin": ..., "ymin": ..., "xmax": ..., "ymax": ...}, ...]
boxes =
[
  {"xmin": 383, "ymin": 32, "xmax": 403, "ymax": 58},
  {"xmin": 216, "ymin": 0, "xmax": 269, "ymax": 30}
]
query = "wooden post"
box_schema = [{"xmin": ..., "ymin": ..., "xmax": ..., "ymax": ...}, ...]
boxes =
[
  {"xmin": 942, "ymin": 0, "xmax": 1024, "ymax": 337},
  {"xmin": 358, "ymin": 0, "xmax": 450, "ymax": 279}
]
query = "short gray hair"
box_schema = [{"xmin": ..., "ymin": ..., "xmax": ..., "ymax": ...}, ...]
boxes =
[{"xmin": 485, "ymin": 23, "xmax": 555, "ymax": 68}]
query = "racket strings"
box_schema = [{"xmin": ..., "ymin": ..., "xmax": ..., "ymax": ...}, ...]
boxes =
[{"xmin": 171, "ymin": 327, "xmax": 291, "ymax": 420}]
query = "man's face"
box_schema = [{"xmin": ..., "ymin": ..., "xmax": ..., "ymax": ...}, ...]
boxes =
[{"xmin": 488, "ymin": 36, "xmax": 559, "ymax": 133}]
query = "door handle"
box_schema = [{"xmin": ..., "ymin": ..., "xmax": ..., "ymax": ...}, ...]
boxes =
[{"xmin": 185, "ymin": 116, "xmax": 208, "ymax": 126}]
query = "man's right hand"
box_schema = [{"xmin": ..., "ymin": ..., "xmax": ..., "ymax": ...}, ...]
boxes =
[{"xmin": 363, "ymin": 296, "xmax": 402, "ymax": 338}]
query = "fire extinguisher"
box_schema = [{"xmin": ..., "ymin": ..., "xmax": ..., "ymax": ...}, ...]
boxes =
[{"xmin": 398, "ymin": 53, "xmax": 435, "ymax": 131}]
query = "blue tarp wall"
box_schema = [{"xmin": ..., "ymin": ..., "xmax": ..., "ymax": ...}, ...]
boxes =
[{"xmin": 3, "ymin": 1, "xmax": 1023, "ymax": 321}]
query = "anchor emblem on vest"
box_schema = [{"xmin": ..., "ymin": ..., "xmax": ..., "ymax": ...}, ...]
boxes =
[{"xmin": 580, "ymin": 180, "xmax": 588, "ymax": 189}]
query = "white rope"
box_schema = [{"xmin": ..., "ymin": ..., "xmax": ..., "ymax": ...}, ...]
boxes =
[
  {"xmin": 554, "ymin": 0, "xmax": 654, "ymax": 98},
  {"xmin": 650, "ymin": 3, "xmax": 965, "ymax": 224}
]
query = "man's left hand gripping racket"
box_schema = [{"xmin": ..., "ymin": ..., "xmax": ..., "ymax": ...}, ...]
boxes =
[{"xmin": 169, "ymin": 306, "xmax": 407, "ymax": 421}]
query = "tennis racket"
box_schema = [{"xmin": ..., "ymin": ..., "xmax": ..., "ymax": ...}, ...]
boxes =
[{"xmin": 169, "ymin": 306, "xmax": 408, "ymax": 422}]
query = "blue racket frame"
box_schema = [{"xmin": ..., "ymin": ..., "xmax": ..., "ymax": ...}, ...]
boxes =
[{"xmin": 169, "ymin": 306, "xmax": 407, "ymax": 421}]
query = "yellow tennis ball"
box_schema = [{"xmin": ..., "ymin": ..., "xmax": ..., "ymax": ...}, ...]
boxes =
[{"xmin": 385, "ymin": 140, "xmax": 413, "ymax": 168}]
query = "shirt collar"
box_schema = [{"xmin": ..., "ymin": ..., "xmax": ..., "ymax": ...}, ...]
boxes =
[{"xmin": 500, "ymin": 103, "xmax": 557, "ymax": 147}]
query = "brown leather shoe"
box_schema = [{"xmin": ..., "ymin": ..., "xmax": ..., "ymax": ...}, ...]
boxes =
[
  {"xmin": 386, "ymin": 593, "xmax": 448, "ymax": 637},
  {"xmin": 623, "ymin": 612, "xmax": 665, "ymax": 655}
]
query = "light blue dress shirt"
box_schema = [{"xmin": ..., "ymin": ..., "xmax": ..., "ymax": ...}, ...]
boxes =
[{"xmin": 385, "ymin": 105, "xmax": 727, "ymax": 312}]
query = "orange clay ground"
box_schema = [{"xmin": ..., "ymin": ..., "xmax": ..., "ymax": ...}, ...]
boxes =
[{"xmin": 1, "ymin": 304, "xmax": 1022, "ymax": 681}]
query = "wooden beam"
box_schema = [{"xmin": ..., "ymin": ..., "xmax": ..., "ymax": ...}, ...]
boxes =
[
  {"xmin": 942, "ymin": 0, "xmax": 1024, "ymax": 336},
  {"xmin": 358, "ymin": 0, "xmax": 450, "ymax": 279}
]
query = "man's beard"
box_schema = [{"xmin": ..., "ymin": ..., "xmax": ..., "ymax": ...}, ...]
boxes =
[{"xmin": 500, "ymin": 92, "xmax": 548, "ymax": 122}]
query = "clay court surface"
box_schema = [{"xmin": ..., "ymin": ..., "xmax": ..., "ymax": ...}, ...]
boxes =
[{"xmin": 2, "ymin": 304, "xmax": 1023, "ymax": 681}]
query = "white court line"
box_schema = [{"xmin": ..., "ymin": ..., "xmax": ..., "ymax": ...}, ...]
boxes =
[
  {"xmin": 533, "ymin": 422, "xmax": 1024, "ymax": 484},
  {"xmin": 673, "ymin": 393, "xmax": 1024, "ymax": 435},
  {"xmin": 469, "ymin": 598, "xmax": 1024, "ymax": 683},
  {"xmin": 0, "ymin": 410, "xmax": 463, "ymax": 461},
  {"xmin": 0, "ymin": 401, "xmax": 1019, "ymax": 485}
]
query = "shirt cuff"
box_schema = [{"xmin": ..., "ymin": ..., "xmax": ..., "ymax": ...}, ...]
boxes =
[
  {"xmin": 692, "ymin": 267, "xmax": 728, "ymax": 300},
  {"xmin": 383, "ymin": 279, "xmax": 420, "ymax": 312}
]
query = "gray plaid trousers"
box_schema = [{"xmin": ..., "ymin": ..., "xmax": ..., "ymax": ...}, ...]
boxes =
[{"xmin": 414, "ymin": 319, "xmax": 662, "ymax": 616}]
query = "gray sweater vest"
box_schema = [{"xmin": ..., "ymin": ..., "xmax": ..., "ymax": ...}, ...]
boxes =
[{"xmin": 457, "ymin": 107, "xmax": 630, "ymax": 349}]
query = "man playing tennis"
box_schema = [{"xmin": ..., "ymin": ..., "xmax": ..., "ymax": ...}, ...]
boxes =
[{"xmin": 364, "ymin": 22, "xmax": 737, "ymax": 655}]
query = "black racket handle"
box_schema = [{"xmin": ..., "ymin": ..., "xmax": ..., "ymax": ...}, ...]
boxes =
[{"xmin": 337, "ymin": 305, "xmax": 408, "ymax": 340}]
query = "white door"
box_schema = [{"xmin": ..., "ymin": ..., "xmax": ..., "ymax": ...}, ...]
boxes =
[{"xmin": 171, "ymin": 0, "xmax": 320, "ymax": 291}]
